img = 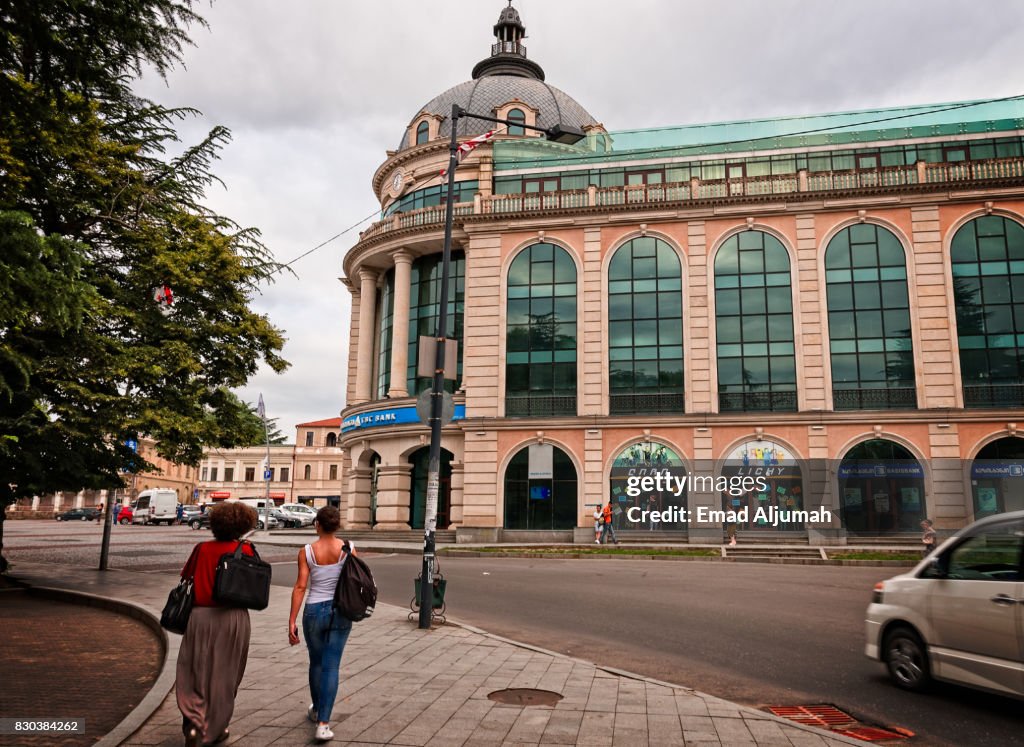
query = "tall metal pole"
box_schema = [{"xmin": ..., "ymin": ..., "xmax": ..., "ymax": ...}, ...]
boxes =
[
  {"xmin": 263, "ymin": 408, "xmax": 271, "ymax": 532},
  {"xmin": 419, "ymin": 103, "xmax": 462, "ymax": 629}
]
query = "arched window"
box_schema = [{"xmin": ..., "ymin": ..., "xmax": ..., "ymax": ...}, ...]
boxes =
[
  {"xmin": 325, "ymin": 432, "xmax": 337, "ymax": 448},
  {"xmin": 415, "ymin": 120, "xmax": 429, "ymax": 145},
  {"xmin": 722, "ymin": 440, "xmax": 804, "ymax": 531},
  {"xmin": 608, "ymin": 237, "xmax": 683, "ymax": 413},
  {"xmin": 971, "ymin": 437, "xmax": 1024, "ymax": 517},
  {"xmin": 303, "ymin": 464, "xmax": 311, "ymax": 481},
  {"xmin": 507, "ymin": 108, "xmax": 525, "ymax": 136},
  {"xmin": 409, "ymin": 447, "xmax": 452, "ymax": 529},
  {"xmin": 714, "ymin": 231, "xmax": 796, "ymax": 412},
  {"xmin": 504, "ymin": 445, "xmax": 577, "ymax": 529},
  {"xmin": 609, "ymin": 442, "xmax": 687, "ymax": 532},
  {"xmin": 506, "ymin": 243, "xmax": 577, "ymax": 416},
  {"xmin": 406, "ymin": 252, "xmax": 465, "ymax": 395},
  {"xmin": 376, "ymin": 269, "xmax": 395, "ymax": 398},
  {"xmin": 839, "ymin": 439, "xmax": 925, "ymax": 533},
  {"xmin": 825, "ymin": 224, "xmax": 916, "ymax": 409},
  {"xmin": 951, "ymin": 216, "xmax": 1024, "ymax": 407}
]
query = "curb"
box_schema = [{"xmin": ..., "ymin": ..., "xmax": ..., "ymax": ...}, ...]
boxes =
[
  {"xmin": 441, "ymin": 614, "xmax": 868, "ymax": 747},
  {"xmin": 24, "ymin": 582, "xmax": 178, "ymax": 747}
]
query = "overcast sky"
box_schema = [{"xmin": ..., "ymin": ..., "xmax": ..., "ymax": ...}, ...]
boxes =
[{"xmin": 135, "ymin": 0, "xmax": 1024, "ymax": 439}]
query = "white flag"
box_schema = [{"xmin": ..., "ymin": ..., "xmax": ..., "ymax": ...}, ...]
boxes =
[{"xmin": 256, "ymin": 394, "xmax": 265, "ymax": 419}]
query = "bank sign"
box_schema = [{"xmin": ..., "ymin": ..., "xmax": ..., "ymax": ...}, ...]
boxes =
[{"xmin": 342, "ymin": 404, "xmax": 466, "ymax": 433}]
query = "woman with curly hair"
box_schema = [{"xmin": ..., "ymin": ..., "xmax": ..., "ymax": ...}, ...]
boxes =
[{"xmin": 176, "ymin": 500, "xmax": 258, "ymax": 745}]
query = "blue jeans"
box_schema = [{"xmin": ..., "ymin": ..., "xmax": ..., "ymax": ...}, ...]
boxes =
[
  {"xmin": 302, "ymin": 601, "xmax": 353, "ymax": 723},
  {"xmin": 601, "ymin": 521, "xmax": 617, "ymax": 543}
]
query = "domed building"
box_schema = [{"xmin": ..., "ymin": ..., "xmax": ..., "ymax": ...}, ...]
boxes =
[{"xmin": 338, "ymin": 4, "xmax": 1024, "ymax": 544}]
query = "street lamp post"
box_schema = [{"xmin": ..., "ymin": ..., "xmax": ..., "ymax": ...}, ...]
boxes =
[{"xmin": 417, "ymin": 105, "xmax": 583, "ymax": 629}]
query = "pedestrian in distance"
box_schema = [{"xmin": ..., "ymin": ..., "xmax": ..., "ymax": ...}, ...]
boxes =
[
  {"xmin": 592, "ymin": 506, "xmax": 603, "ymax": 543},
  {"xmin": 920, "ymin": 518, "xmax": 937, "ymax": 557},
  {"xmin": 288, "ymin": 506, "xmax": 355, "ymax": 742},
  {"xmin": 176, "ymin": 501, "xmax": 258, "ymax": 746},
  {"xmin": 726, "ymin": 521, "xmax": 737, "ymax": 547},
  {"xmin": 600, "ymin": 499, "xmax": 619, "ymax": 544}
]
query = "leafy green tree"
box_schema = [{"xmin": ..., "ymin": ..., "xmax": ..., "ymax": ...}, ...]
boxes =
[{"xmin": 0, "ymin": 0, "xmax": 289, "ymax": 568}]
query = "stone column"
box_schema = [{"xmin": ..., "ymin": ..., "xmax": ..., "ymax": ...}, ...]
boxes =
[
  {"xmin": 448, "ymin": 461, "xmax": 464, "ymax": 528},
  {"xmin": 353, "ymin": 268, "xmax": 379, "ymax": 404},
  {"xmin": 75, "ymin": 490, "xmax": 85, "ymax": 508},
  {"xmin": 387, "ymin": 250, "xmax": 413, "ymax": 398},
  {"xmin": 345, "ymin": 466, "xmax": 373, "ymax": 529},
  {"xmin": 688, "ymin": 429, "xmax": 719, "ymax": 543},
  {"xmin": 373, "ymin": 463, "xmax": 413, "ymax": 530}
]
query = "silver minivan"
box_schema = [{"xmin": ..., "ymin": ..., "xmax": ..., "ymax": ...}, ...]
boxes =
[{"xmin": 865, "ymin": 510, "xmax": 1024, "ymax": 699}]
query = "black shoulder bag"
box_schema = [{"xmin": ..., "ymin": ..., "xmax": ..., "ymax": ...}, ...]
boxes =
[
  {"xmin": 161, "ymin": 545, "xmax": 200, "ymax": 634},
  {"xmin": 213, "ymin": 540, "xmax": 272, "ymax": 610}
]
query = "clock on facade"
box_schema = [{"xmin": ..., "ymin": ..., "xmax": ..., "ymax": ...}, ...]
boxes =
[{"xmin": 391, "ymin": 171, "xmax": 403, "ymax": 193}]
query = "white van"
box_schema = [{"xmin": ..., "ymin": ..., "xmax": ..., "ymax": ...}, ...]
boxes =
[{"xmin": 133, "ymin": 489, "xmax": 178, "ymax": 525}]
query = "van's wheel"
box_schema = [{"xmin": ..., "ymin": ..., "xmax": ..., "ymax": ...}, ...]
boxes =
[{"xmin": 884, "ymin": 627, "xmax": 930, "ymax": 692}]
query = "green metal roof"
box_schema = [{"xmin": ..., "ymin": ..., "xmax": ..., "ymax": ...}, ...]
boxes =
[{"xmin": 493, "ymin": 97, "xmax": 1024, "ymax": 171}]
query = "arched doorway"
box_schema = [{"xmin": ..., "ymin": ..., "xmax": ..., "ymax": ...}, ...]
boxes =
[
  {"xmin": 839, "ymin": 439, "xmax": 925, "ymax": 533},
  {"xmin": 722, "ymin": 440, "xmax": 804, "ymax": 531},
  {"xmin": 971, "ymin": 437, "xmax": 1024, "ymax": 518},
  {"xmin": 408, "ymin": 447, "xmax": 452, "ymax": 529},
  {"xmin": 504, "ymin": 445, "xmax": 577, "ymax": 530},
  {"xmin": 609, "ymin": 442, "xmax": 688, "ymax": 532}
]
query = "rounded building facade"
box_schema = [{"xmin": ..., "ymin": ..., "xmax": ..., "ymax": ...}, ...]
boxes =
[{"xmin": 338, "ymin": 5, "xmax": 1024, "ymax": 543}]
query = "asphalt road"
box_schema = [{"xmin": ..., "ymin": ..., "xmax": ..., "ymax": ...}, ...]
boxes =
[{"xmin": 273, "ymin": 554, "xmax": 1023, "ymax": 747}]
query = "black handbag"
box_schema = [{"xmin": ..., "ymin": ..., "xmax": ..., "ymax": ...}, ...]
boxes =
[
  {"xmin": 213, "ymin": 540, "xmax": 272, "ymax": 610},
  {"xmin": 161, "ymin": 546, "xmax": 199, "ymax": 634}
]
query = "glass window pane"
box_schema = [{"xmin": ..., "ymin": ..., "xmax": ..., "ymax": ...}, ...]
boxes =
[{"xmin": 717, "ymin": 316, "xmax": 742, "ymax": 343}]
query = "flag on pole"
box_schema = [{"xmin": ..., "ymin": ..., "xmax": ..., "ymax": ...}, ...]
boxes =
[
  {"xmin": 256, "ymin": 393, "xmax": 265, "ymax": 420},
  {"xmin": 440, "ymin": 129, "xmax": 497, "ymax": 176}
]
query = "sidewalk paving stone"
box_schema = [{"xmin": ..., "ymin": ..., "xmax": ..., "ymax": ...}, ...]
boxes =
[{"xmin": 10, "ymin": 562, "xmax": 865, "ymax": 747}]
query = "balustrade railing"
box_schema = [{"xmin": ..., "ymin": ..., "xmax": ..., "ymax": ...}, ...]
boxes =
[
  {"xmin": 963, "ymin": 383, "xmax": 1024, "ymax": 408},
  {"xmin": 356, "ymin": 156, "xmax": 1024, "ymax": 243},
  {"xmin": 833, "ymin": 387, "xmax": 917, "ymax": 411},
  {"xmin": 719, "ymin": 390, "xmax": 797, "ymax": 413},
  {"xmin": 505, "ymin": 395, "xmax": 577, "ymax": 417},
  {"xmin": 610, "ymin": 392, "xmax": 685, "ymax": 415}
]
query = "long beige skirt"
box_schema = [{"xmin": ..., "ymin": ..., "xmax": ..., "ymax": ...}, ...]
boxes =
[{"xmin": 176, "ymin": 606, "xmax": 251, "ymax": 743}]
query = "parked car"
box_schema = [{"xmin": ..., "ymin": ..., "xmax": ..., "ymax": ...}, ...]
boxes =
[
  {"xmin": 55, "ymin": 508, "xmax": 101, "ymax": 522},
  {"xmin": 180, "ymin": 505, "xmax": 202, "ymax": 523},
  {"xmin": 865, "ymin": 509, "xmax": 1024, "ymax": 700},
  {"xmin": 280, "ymin": 503, "xmax": 317, "ymax": 527},
  {"xmin": 116, "ymin": 505, "xmax": 134, "ymax": 525},
  {"xmin": 269, "ymin": 508, "xmax": 300, "ymax": 529}
]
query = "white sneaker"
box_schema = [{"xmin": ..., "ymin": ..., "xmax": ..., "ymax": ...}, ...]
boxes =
[
  {"xmin": 315, "ymin": 723, "xmax": 334, "ymax": 741},
  {"xmin": 307, "ymin": 704, "xmax": 317, "ymax": 723},
  {"xmin": 595, "ymin": 540, "xmax": 600, "ymax": 544}
]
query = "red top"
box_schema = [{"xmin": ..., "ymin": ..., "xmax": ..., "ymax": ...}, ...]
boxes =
[{"xmin": 181, "ymin": 540, "xmax": 256, "ymax": 607}]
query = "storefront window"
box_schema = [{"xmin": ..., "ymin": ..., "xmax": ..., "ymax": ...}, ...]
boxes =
[
  {"xmin": 376, "ymin": 269, "xmax": 395, "ymax": 398},
  {"xmin": 839, "ymin": 439, "xmax": 924, "ymax": 533},
  {"xmin": 825, "ymin": 224, "xmax": 916, "ymax": 409},
  {"xmin": 971, "ymin": 437, "xmax": 1024, "ymax": 518},
  {"xmin": 608, "ymin": 237, "xmax": 684, "ymax": 414},
  {"xmin": 721, "ymin": 440, "xmax": 804, "ymax": 530},
  {"xmin": 504, "ymin": 445, "xmax": 577, "ymax": 530},
  {"xmin": 608, "ymin": 443, "xmax": 687, "ymax": 531}
]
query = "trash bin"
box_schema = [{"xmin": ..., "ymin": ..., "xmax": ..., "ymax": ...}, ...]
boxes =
[{"xmin": 413, "ymin": 576, "xmax": 447, "ymax": 609}]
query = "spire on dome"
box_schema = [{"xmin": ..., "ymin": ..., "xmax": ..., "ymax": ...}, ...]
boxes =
[{"xmin": 471, "ymin": 2, "xmax": 545, "ymax": 81}]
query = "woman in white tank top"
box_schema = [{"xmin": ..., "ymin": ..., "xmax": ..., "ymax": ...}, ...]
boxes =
[{"xmin": 287, "ymin": 506, "xmax": 354, "ymax": 742}]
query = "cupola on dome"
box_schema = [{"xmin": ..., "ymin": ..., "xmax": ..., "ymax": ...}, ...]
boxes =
[{"xmin": 398, "ymin": 2, "xmax": 599, "ymax": 151}]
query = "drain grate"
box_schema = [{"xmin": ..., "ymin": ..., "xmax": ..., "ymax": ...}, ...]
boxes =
[
  {"xmin": 837, "ymin": 726, "xmax": 915, "ymax": 742},
  {"xmin": 767, "ymin": 705, "xmax": 855, "ymax": 729},
  {"xmin": 487, "ymin": 688, "xmax": 563, "ymax": 707},
  {"xmin": 766, "ymin": 704, "xmax": 910, "ymax": 742}
]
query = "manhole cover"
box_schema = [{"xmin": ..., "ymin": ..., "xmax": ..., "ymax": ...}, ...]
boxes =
[{"xmin": 487, "ymin": 688, "xmax": 563, "ymax": 707}]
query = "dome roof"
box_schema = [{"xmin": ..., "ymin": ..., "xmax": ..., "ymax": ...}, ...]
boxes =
[{"xmin": 400, "ymin": 76, "xmax": 599, "ymax": 151}]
